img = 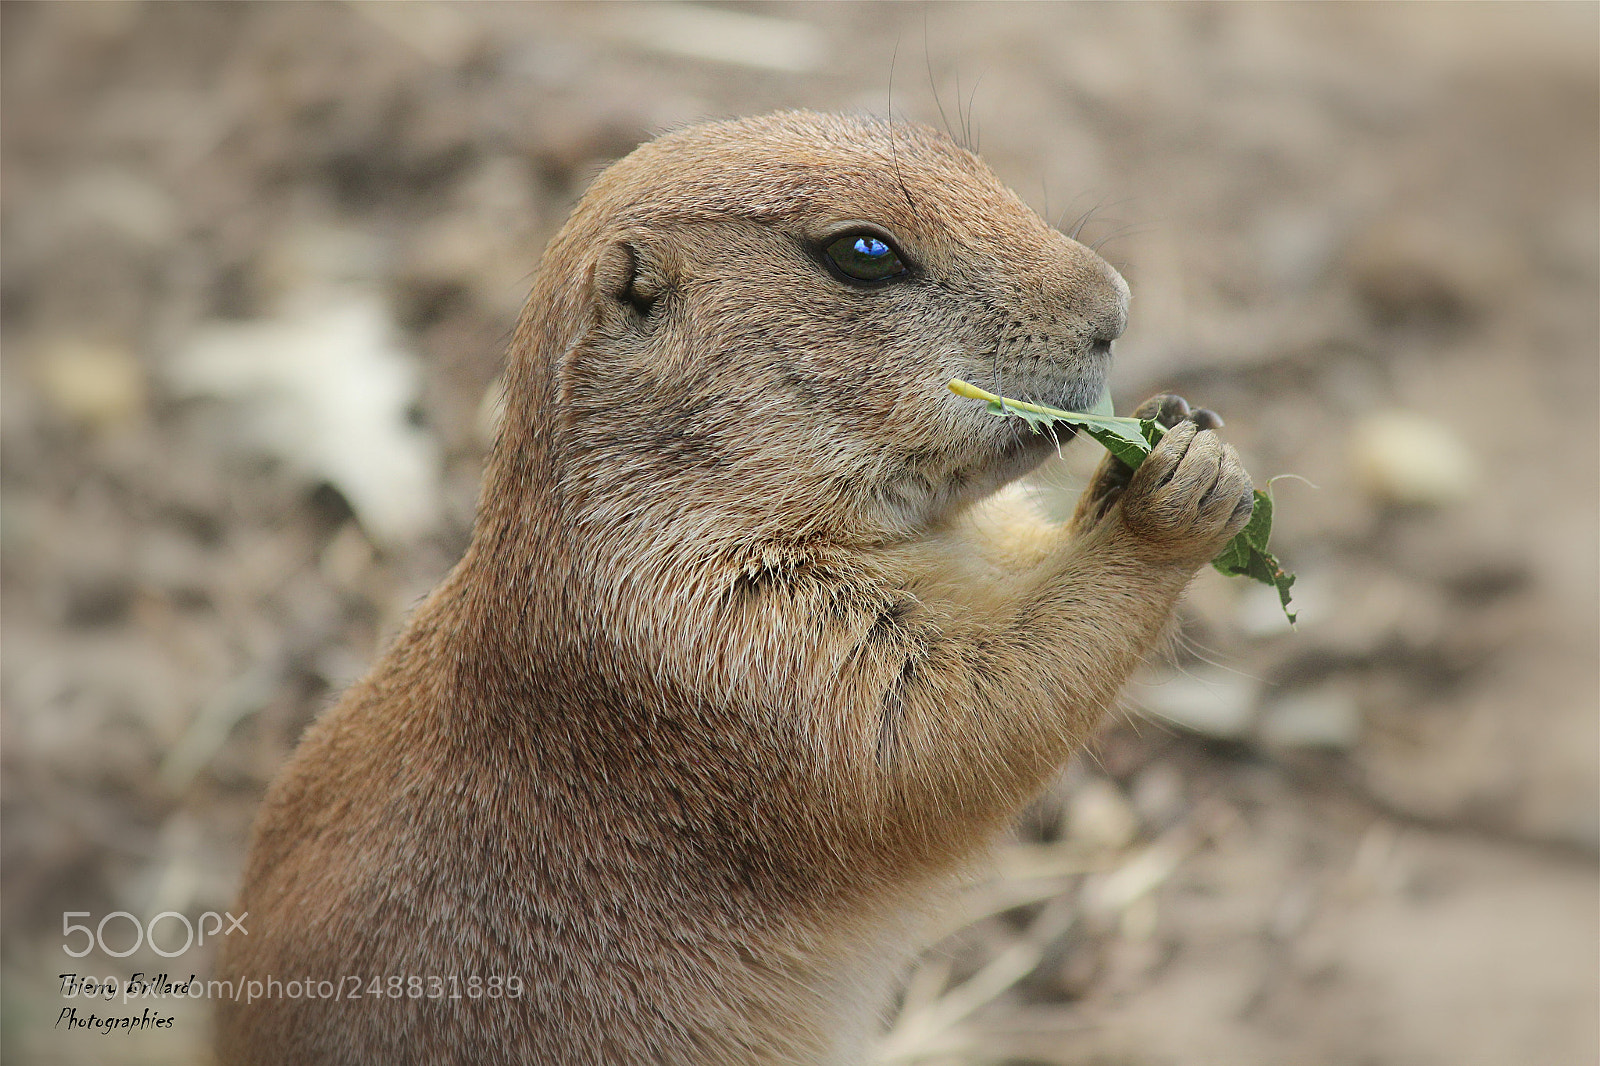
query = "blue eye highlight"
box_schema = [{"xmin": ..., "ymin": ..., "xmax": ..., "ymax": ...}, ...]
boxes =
[{"xmin": 823, "ymin": 232, "xmax": 909, "ymax": 283}]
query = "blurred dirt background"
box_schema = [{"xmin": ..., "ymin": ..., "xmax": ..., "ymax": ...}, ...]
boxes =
[{"xmin": 2, "ymin": 3, "xmax": 1596, "ymax": 1064}]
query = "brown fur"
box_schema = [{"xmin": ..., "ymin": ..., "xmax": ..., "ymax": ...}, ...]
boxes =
[{"xmin": 214, "ymin": 111, "xmax": 1253, "ymax": 1066}]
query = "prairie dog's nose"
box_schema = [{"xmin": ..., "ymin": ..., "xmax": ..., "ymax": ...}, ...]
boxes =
[
  {"xmin": 1103, "ymin": 264, "xmax": 1131, "ymax": 339},
  {"xmin": 1086, "ymin": 259, "xmax": 1130, "ymax": 347}
]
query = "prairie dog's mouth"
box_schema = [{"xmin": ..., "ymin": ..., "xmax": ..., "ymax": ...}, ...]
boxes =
[
  {"xmin": 973, "ymin": 353, "xmax": 1108, "ymax": 418},
  {"xmin": 1014, "ymin": 379, "xmax": 1106, "ymax": 420}
]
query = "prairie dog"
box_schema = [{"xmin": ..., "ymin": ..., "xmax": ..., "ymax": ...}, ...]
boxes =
[{"xmin": 215, "ymin": 111, "xmax": 1254, "ymax": 1065}]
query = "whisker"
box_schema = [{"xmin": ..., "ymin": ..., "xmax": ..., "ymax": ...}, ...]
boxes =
[
  {"xmin": 1090, "ymin": 222, "xmax": 1154, "ymax": 254},
  {"xmin": 886, "ymin": 35, "xmax": 917, "ymax": 214},
  {"xmin": 965, "ymin": 74, "xmax": 983, "ymax": 153},
  {"xmin": 1068, "ymin": 195, "xmax": 1108, "ymax": 242},
  {"xmin": 922, "ymin": 19, "xmax": 956, "ymax": 143}
]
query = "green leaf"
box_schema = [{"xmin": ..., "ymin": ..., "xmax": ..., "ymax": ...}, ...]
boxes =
[
  {"xmin": 1210, "ymin": 489, "xmax": 1296, "ymax": 623},
  {"xmin": 948, "ymin": 378, "xmax": 1297, "ymax": 623},
  {"xmin": 948, "ymin": 378, "xmax": 1160, "ymax": 468}
]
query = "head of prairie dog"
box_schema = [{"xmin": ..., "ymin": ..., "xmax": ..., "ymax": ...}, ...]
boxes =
[
  {"xmin": 217, "ymin": 111, "xmax": 1252, "ymax": 1066},
  {"xmin": 484, "ymin": 109, "xmax": 1128, "ymax": 552}
]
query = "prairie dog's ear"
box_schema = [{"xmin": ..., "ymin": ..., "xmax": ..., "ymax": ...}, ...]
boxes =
[{"xmin": 593, "ymin": 240, "xmax": 667, "ymax": 333}]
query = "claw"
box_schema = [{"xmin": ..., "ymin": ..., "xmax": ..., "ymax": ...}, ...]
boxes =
[
  {"xmin": 1132, "ymin": 394, "xmax": 1189, "ymax": 425},
  {"xmin": 1131, "ymin": 394, "xmax": 1224, "ymax": 431}
]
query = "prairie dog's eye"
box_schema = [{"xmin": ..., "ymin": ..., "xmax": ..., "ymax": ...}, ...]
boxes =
[{"xmin": 823, "ymin": 232, "xmax": 909, "ymax": 284}]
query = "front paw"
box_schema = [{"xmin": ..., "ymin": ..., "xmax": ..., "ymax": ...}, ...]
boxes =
[
  {"xmin": 1117, "ymin": 419, "xmax": 1255, "ymax": 564},
  {"xmin": 1071, "ymin": 393, "xmax": 1225, "ymax": 531}
]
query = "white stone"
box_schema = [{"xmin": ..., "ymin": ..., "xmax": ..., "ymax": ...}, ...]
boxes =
[
  {"xmin": 1133, "ymin": 668, "xmax": 1261, "ymax": 740},
  {"xmin": 1259, "ymin": 688, "xmax": 1363, "ymax": 751},
  {"xmin": 1350, "ymin": 410, "xmax": 1477, "ymax": 507}
]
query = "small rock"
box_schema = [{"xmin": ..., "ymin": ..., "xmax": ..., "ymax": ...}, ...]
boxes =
[
  {"xmin": 1134, "ymin": 667, "xmax": 1262, "ymax": 740},
  {"xmin": 35, "ymin": 338, "xmax": 147, "ymax": 431},
  {"xmin": 1066, "ymin": 777, "xmax": 1141, "ymax": 852},
  {"xmin": 1258, "ymin": 688, "xmax": 1363, "ymax": 751},
  {"xmin": 1130, "ymin": 763, "xmax": 1187, "ymax": 830},
  {"xmin": 1350, "ymin": 410, "xmax": 1477, "ymax": 507}
]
